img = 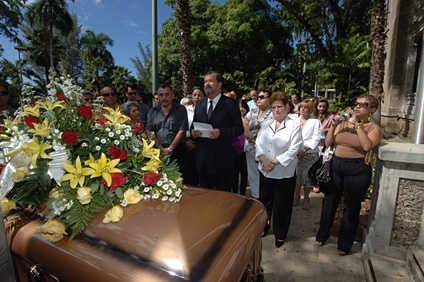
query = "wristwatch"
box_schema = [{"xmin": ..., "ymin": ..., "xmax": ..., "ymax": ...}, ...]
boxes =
[
  {"xmin": 168, "ymin": 148, "xmax": 173, "ymax": 154},
  {"xmin": 302, "ymin": 148, "xmax": 307, "ymax": 153}
]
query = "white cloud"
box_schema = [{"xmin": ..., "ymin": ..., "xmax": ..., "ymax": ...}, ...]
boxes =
[
  {"xmin": 93, "ymin": 0, "xmax": 102, "ymax": 4},
  {"xmin": 124, "ymin": 20, "xmax": 138, "ymax": 27}
]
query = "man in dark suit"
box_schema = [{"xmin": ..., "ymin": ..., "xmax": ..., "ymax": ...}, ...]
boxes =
[{"xmin": 191, "ymin": 71, "xmax": 243, "ymax": 192}]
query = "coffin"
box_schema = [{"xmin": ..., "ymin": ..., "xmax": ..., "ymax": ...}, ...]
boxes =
[{"xmin": 5, "ymin": 186, "xmax": 267, "ymax": 282}]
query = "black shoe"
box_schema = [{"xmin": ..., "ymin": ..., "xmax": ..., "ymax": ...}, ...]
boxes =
[
  {"xmin": 275, "ymin": 239, "xmax": 285, "ymax": 248},
  {"xmin": 262, "ymin": 224, "xmax": 271, "ymax": 237}
]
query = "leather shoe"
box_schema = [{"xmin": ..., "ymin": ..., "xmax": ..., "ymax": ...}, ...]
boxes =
[
  {"xmin": 275, "ymin": 239, "xmax": 285, "ymax": 248},
  {"xmin": 262, "ymin": 224, "xmax": 270, "ymax": 237}
]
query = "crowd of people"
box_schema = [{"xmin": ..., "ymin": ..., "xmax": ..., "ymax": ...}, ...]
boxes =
[{"xmin": 0, "ymin": 72, "xmax": 382, "ymax": 256}]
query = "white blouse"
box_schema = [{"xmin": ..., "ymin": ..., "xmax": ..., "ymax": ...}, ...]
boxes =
[
  {"xmin": 255, "ymin": 116, "xmax": 302, "ymax": 179},
  {"xmin": 294, "ymin": 116, "xmax": 322, "ymax": 153}
]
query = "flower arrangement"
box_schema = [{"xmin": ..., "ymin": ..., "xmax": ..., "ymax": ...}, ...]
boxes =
[{"xmin": 0, "ymin": 73, "xmax": 184, "ymax": 241}]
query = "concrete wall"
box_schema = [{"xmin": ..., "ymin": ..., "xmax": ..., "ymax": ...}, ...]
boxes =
[
  {"xmin": 382, "ymin": 0, "xmax": 424, "ymax": 137},
  {"xmin": 365, "ymin": 142, "xmax": 424, "ymax": 259}
]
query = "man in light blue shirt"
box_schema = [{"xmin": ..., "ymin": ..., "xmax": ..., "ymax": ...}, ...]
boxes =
[{"xmin": 247, "ymin": 89, "xmax": 258, "ymax": 110}]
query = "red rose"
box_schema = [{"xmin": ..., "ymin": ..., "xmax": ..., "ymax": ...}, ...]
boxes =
[
  {"xmin": 24, "ymin": 115, "xmax": 40, "ymax": 128},
  {"xmin": 143, "ymin": 171, "xmax": 162, "ymax": 186},
  {"xmin": 77, "ymin": 105, "xmax": 93, "ymax": 119},
  {"xmin": 132, "ymin": 123, "xmax": 144, "ymax": 134},
  {"xmin": 109, "ymin": 146, "xmax": 127, "ymax": 160},
  {"xmin": 61, "ymin": 131, "xmax": 79, "ymax": 145},
  {"xmin": 97, "ymin": 119, "xmax": 108, "ymax": 125},
  {"xmin": 0, "ymin": 164, "xmax": 4, "ymax": 174},
  {"xmin": 102, "ymin": 173, "xmax": 126, "ymax": 190},
  {"xmin": 56, "ymin": 92, "xmax": 69, "ymax": 102}
]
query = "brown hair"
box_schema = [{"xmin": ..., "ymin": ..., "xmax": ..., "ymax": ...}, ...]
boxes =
[
  {"xmin": 300, "ymin": 99, "xmax": 315, "ymax": 113},
  {"xmin": 269, "ymin": 91, "xmax": 289, "ymax": 105},
  {"xmin": 357, "ymin": 94, "xmax": 379, "ymax": 109},
  {"xmin": 313, "ymin": 97, "xmax": 330, "ymax": 121}
]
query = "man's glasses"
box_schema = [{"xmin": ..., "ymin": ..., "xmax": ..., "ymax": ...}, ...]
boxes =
[
  {"xmin": 193, "ymin": 86, "xmax": 201, "ymax": 90},
  {"xmin": 353, "ymin": 102, "xmax": 370, "ymax": 108},
  {"xmin": 102, "ymin": 93, "xmax": 116, "ymax": 97},
  {"xmin": 127, "ymin": 92, "xmax": 138, "ymax": 96},
  {"xmin": 0, "ymin": 91, "xmax": 8, "ymax": 96},
  {"xmin": 257, "ymin": 95, "xmax": 269, "ymax": 100}
]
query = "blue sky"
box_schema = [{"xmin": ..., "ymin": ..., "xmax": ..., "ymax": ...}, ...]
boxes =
[{"xmin": 0, "ymin": 0, "xmax": 224, "ymax": 77}]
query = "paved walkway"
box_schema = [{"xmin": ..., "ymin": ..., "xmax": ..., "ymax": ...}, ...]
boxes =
[{"xmin": 258, "ymin": 190, "xmax": 366, "ymax": 281}]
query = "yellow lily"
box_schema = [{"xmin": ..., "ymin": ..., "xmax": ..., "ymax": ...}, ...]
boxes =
[
  {"xmin": 142, "ymin": 157, "xmax": 162, "ymax": 172},
  {"xmin": 1, "ymin": 116, "xmax": 20, "ymax": 131},
  {"xmin": 88, "ymin": 153, "xmax": 122, "ymax": 187},
  {"xmin": 36, "ymin": 100, "xmax": 66, "ymax": 112},
  {"xmin": 84, "ymin": 153, "xmax": 96, "ymax": 166},
  {"xmin": 60, "ymin": 156, "xmax": 95, "ymax": 189},
  {"xmin": 21, "ymin": 139, "xmax": 52, "ymax": 167},
  {"xmin": 141, "ymin": 138, "xmax": 160, "ymax": 159},
  {"xmin": 103, "ymin": 107, "xmax": 130, "ymax": 125},
  {"xmin": 24, "ymin": 104, "xmax": 41, "ymax": 117},
  {"xmin": 27, "ymin": 119, "xmax": 50, "ymax": 137}
]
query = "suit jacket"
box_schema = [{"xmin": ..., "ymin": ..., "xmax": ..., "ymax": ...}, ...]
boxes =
[{"xmin": 192, "ymin": 94, "xmax": 243, "ymax": 174}]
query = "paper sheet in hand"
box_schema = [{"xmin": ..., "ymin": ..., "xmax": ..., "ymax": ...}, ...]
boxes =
[{"xmin": 193, "ymin": 122, "xmax": 213, "ymax": 138}]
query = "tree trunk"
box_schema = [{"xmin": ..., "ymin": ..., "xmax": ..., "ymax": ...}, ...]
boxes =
[
  {"xmin": 176, "ymin": 0, "xmax": 193, "ymax": 96},
  {"xmin": 369, "ymin": 0, "xmax": 386, "ymax": 125}
]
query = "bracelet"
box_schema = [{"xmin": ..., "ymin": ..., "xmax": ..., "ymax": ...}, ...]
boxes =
[
  {"xmin": 356, "ymin": 123, "xmax": 364, "ymax": 130},
  {"xmin": 168, "ymin": 148, "xmax": 173, "ymax": 154}
]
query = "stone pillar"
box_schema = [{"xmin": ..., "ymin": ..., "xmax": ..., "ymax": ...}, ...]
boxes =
[{"xmin": 365, "ymin": 142, "xmax": 424, "ymax": 259}]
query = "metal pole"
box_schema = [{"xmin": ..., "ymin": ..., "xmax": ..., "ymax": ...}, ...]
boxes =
[
  {"xmin": 412, "ymin": 36, "xmax": 424, "ymax": 144},
  {"xmin": 152, "ymin": 0, "xmax": 158, "ymax": 97}
]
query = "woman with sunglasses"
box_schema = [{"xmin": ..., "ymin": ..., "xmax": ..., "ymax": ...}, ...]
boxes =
[
  {"xmin": 316, "ymin": 94, "xmax": 382, "ymax": 256},
  {"xmin": 244, "ymin": 90, "xmax": 273, "ymax": 199}
]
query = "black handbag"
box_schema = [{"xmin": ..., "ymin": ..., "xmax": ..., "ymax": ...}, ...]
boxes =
[{"xmin": 308, "ymin": 147, "xmax": 335, "ymax": 194}]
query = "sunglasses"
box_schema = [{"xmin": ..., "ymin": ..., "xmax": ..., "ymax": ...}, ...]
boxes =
[
  {"xmin": 257, "ymin": 95, "xmax": 269, "ymax": 100},
  {"xmin": 193, "ymin": 86, "xmax": 201, "ymax": 90},
  {"xmin": 127, "ymin": 92, "xmax": 138, "ymax": 96},
  {"xmin": 102, "ymin": 93, "xmax": 116, "ymax": 97},
  {"xmin": 83, "ymin": 98, "xmax": 94, "ymax": 102},
  {"xmin": 0, "ymin": 91, "xmax": 8, "ymax": 96},
  {"xmin": 353, "ymin": 102, "xmax": 370, "ymax": 108}
]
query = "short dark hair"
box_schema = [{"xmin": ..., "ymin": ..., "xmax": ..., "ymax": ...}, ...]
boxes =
[
  {"xmin": 239, "ymin": 99, "xmax": 250, "ymax": 114},
  {"xmin": 259, "ymin": 89, "xmax": 272, "ymax": 98},
  {"xmin": 0, "ymin": 82, "xmax": 9, "ymax": 93},
  {"xmin": 205, "ymin": 71, "xmax": 223, "ymax": 83},
  {"xmin": 157, "ymin": 84, "xmax": 173, "ymax": 92},
  {"xmin": 126, "ymin": 82, "xmax": 138, "ymax": 92}
]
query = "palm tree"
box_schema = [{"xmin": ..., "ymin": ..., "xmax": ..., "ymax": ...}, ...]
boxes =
[
  {"xmin": 80, "ymin": 29, "xmax": 114, "ymax": 94},
  {"xmin": 26, "ymin": 0, "xmax": 74, "ymax": 75},
  {"xmin": 130, "ymin": 43, "xmax": 152, "ymax": 92},
  {"xmin": 369, "ymin": 0, "xmax": 386, "ymax": 125},
  {"xmin": 175, "ymin": 0, "xmax": 193, "ymax": 96}
]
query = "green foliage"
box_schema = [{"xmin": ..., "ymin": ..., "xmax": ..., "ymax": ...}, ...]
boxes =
[
  {"xmin": 160, "ymin": 0, "xmax": 293, "ymax": 93},
  {"xmin": 130, "ymin": 43, "xmax": 153, "ymax": 93},
  {"xmin": 0, "ymin": 0, "xmax": 26, "ymax": 44},
  {"xmin": 8, "ymin": 159, "xmax": 53, "ymax": 206}
]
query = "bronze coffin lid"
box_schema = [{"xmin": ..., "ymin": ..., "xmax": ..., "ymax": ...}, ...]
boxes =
[{"xmin": 6, "ymin": 186, "xmax": 267, "ymax": 282}]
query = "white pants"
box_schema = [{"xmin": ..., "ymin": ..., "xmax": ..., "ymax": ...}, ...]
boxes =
[{"xmin": 246, "ymin": 150, "xmax": 260, "ymax": 198}]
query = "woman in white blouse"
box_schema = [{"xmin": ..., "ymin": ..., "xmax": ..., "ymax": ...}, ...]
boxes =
[
  {"xmin": 256, "ymin": 91, "xmax": 302, "ymax": 248},
  {"xmin": 293, "ymin": 99, "xmax": 322, "ymax": 210}
]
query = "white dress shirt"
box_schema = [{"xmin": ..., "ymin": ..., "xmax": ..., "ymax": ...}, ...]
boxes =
[
  {"xmin": 255, "ymin": 116, "xmax": 302, "ymax": 179},
  {"xmin": 295, "ymin": 116, "xmax": 322, "ymax": 153}
]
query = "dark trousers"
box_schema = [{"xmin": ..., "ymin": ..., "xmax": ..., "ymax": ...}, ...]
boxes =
[
  {"xmin": 231, "ymin": 152, "xmax": 248, "ymax": 195},
  {"xmin": 198, "ymin": 167, "xmax": 233, "ymax": 192},
  {"xmin": 259, "ymin": 173, "xmax": 296, "ymax": 240},
  {"xmin": 179, "ymin": 141, "xmax": 199, "ymax": 186},
  {"xmin": 316, "ymin": 156, "xmax": 372, "ymax": 253}
]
